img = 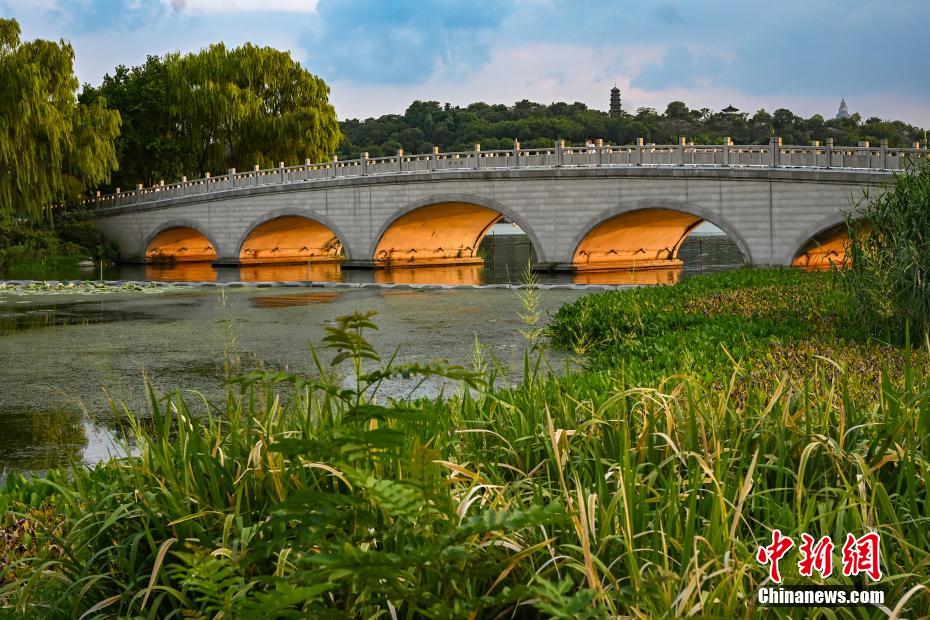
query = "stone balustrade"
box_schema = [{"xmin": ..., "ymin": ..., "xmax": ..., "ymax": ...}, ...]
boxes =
[{"xmin": 87, "ymin": 138, "xmax": 929, "ymax": 210}]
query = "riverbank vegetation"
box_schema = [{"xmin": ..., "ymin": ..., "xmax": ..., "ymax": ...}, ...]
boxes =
[{"xmin": 2, "ymin": 268, "xmax": 929, "ymax": 617}]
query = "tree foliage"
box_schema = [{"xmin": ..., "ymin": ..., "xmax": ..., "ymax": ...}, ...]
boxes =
[
  {"xmin": 0, "ymin": 18, "xmax": 119, "ymax": 223},
  {"xmin": 87, "ymin": 44, "xmax": 342, "ymax": 189},
  {"xmin": 80, "ymin": 56, "xmax": 182, "ymax": 189},
  {"xmin": 338, "ymin": 98, "xmax": 928, "ymax": 159}
]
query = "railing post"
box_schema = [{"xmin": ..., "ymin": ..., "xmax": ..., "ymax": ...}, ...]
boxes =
[
  {"xmin": 360, "ymin": 152, "xmax": 368, "ymax": 176},
  {"xmin": 636, "ymin": 138, "xmax": 644, "ymax": 165},
  {"xmin": 678, "ymin": 136, "xmax": 686, "ymax": 165},
  {"xmin": 278, "ymin": 162, "xmax": 285, "ymax": 183},
  {"xmin": 769, "ymin": 137, "xmax": 780, "ymax": 168},
  {"xmin": 880, "ymin": 139, "xmax": 888, "ymax": 170},
  {"xmin": 826, "ymin": 138, "xmax": 834, "ymax": 169},
  {"xmin": 722, "ymin": 137, "xmax": 732, "ymax": 167},
  {"xmin": 596, "ymin": 138, "xmax": 604, "ymax": 166},
  {"xmin": 228, "ymin": 168, "xmax": 235, "ymax": 189},
  {"xmin": 474, "ymin": 143, "xmax": 481, "ymax": 170},
  {"xmin": 332, "ymin": 155, "xmax": 338, "ymax": 178},
  {"xmin": 181, "ymin": 176, "xmax": 188, "ymax": 195},
  {"xmin": 513, "ymin": 140, "xmax": 521, "ymax": 168},
  {"xmin": 396, "ymin": 149, "xmax": 403, "ymax": 173},
  {"xmin": 429, "ymin": 146, "xmax": 438, "ymax": 171},
  {"xmin": 555, "ymin": 140, "xmax": 563, "ymax": 167}
]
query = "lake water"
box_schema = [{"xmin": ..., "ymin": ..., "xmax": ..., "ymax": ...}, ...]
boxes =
[
  {"xmin": 0, "ymin": 231, "xmax": 744, "ymax": 479},
  {"xmin": 0, "ymin": 286, "xmax": 589, "ymax": 478}
]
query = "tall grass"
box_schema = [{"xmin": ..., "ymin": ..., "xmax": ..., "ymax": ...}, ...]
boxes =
[
  {"xmin": 2, "ymin": 272, "xmax": 929, "ymax": 617},
  {"xmin": 844, "ymin": 160, "xmax": 930, "ymax": 342}
]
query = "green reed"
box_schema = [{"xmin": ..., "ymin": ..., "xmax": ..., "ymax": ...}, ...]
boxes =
[{"xmin": 844, "ymin": 160, "xmax": 930, "ymax": 343}]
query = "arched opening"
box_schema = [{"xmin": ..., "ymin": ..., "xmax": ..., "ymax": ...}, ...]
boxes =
[
  {"xmin": 374, "ymin": 202, "xmax": 503, "ymax": 267},
  {"xmin": 146, "ymin": 226, "xmax": 217, "ymax": 263},
  {"xmin": 239, "ymin": 216, "xmax": 343, "ymax": 264},
  {"xmin": 792, "ymin": 223, "xmax": 850, "ymax": 270},
  {"xmin": 573, "ymin": 208, "xmax": 704, "ymax": 271}
]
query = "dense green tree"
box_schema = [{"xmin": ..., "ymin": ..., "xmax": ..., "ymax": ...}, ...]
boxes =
[
  {"xmin": 665, "ymin": 100, "xmax": 690, "ymax": 120},
  {"xmin": 165, "ymin": 43, "xmax": 340, "ymax": 178},
  {"xmin": 0, "ymin": 18, "xmax": 119, "ymax": 223},
  {"xmin": 81, "ymin": 56, "xmax": 183, "ymax": 189}
]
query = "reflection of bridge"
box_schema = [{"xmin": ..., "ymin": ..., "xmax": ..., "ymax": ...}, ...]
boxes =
[{"xmin": 90, "ymin": 139, "xmax": 927, "ymax": 271}]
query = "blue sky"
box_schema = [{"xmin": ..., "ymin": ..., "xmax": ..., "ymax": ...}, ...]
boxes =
[{"xmin": 2, "ymin": 0, "xmax": 929, "ymax": 126}]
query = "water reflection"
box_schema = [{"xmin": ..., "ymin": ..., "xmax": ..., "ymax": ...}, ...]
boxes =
[
  {"xmin": 0, "ymin": 409, "xmax": 86, "ymax": 473},
  {"xmin": 239, "ymin": 262, "xmax": 342, "ymax": 283},
  {"xmin": 573, "ymin": 267, "xmax": 682, "ymax": 286},
  {"xmin": 250, "ymin": 292, "xmax": 341, "ymax": 308},
  {"xmin": 374, "ymin": 264, "xmax": 485, "ymax": 285},
  {"xmin": 145, "ymin": 262, "xmax": 218, "ymax": 282},
  {"xmin": 0, "ymin": 304, "xmax": 150, "ymax": 336}
]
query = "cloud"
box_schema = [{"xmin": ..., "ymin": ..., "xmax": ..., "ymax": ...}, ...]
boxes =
[
  {"xmin": 44, "ymin": 0, "xmax": 167, "ymax": 33},
  {"xmin": 300, "ymin": 0, "xmax": 513, "ymax": 85},
  {"xmin": 632, "ymin": 46, "xmax": 726, "ymax": 90},
  {"xmin": 169, "ymin": 0, "xmax": 316, "ymax": 13},
  {"xmin": 1, "ymin": 0, "xmax": 927, "ymax": 126}
]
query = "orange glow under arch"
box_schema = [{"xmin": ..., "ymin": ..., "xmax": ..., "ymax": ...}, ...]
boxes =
[
  {"xmin": 793, "ymin": 225, "xmax": 850, "ymax": 269},
  {"xmin": 146, "ymin": 227, "xmax": 217, "ymax": 263},
  {"xmin": 374, "ymin": 203, "xmax": 502, "ymax": 267},
  {"xmin": 239, "ymin": 216, "xmax": 342, "ymax": 264},
  {"xmin": 573, "ymin": 208, "xmax": 702, "ymax": 271}
]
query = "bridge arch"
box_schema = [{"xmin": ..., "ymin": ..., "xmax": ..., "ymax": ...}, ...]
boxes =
[
  {"xmin": 372, "ymin": 194, "xmax": 547, "ymax": 266},
  {"xmin": 789, "ymin": 212, "xmax": 850, "ymax": 268},
  {"xmin": 568, "ymin": 200, "xmax": 753, "ymax": 268},
  {"xmin": 144, "ymin": 220, "xmax": 220, "ymax": 263},
  {"xmin": 236, "ymin": 208, "xmax": 351, "ymax": 263}
]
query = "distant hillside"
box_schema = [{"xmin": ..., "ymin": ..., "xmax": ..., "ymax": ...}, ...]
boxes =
[{"xmin": 338, "ymin": 99, "xmax": 927, "ymax": 158}]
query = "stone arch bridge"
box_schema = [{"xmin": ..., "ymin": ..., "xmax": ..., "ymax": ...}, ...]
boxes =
[{"xmin": 90, "ymin": 141, "xmax": 925, "ymax": 273}]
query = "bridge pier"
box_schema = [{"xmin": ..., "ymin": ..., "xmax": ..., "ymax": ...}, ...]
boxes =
[{"xmin": 211, "ymin": 257, "xmax": 241, "ymax": 267}]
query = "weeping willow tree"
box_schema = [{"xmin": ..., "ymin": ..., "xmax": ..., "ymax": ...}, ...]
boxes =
[
  {"xmin": 166, "ymin": 43, "xmax": 341, "ymax": 178},
  {"xmin": 0, "ymin": 18, "xmax": 120, "ymax": 224}
]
